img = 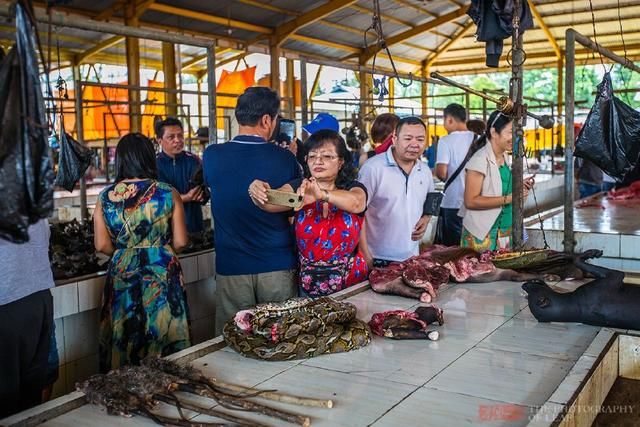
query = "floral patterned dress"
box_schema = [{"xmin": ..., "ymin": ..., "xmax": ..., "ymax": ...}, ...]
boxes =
[
  {"xmin": 295, "ymin": 199, "xmax": 368, "ymax": 297},
  {"xmin": 98, "ymin": 180, "xmax": 190, "ymax": 373}
]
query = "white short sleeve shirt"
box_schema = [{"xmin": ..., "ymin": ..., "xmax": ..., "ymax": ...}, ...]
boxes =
[
  {"xmin": 358, "ymin": 147, "xmax": 435, "ymax": 262},
  {"xmin": 436, "ymin": 131, "xmax": 474, "ymax": 209}
]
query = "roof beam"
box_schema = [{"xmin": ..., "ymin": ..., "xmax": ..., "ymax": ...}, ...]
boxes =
[
  {"xmin": 74, "ymin": 35, "xmax": 124, "ymax": 64},
  {"xmin": 94, "ymin": 0, "xmax": 124, "ymax": 21},
  {"xmin": 181, "ymin": 47, "xmax": 233, "ymax": 71},
  {"xmin": 147, "ymin": 3, "xmax": 273, "ymax": 34},
  {"xmin": 527, "ymin": 0, "xmax": 561, "ymax": 59},
  {"xmin": 289, "ymin": 34, "xmax": 360, "ymax": 54},
  {"xmin": 361, "ymin": 5, "xmax": 469, "ymax": 62},
  {"xmin": 425, "ymin": 20, "xmax": 473, "ymax": 67},
  {"xmin": 432, "ymin": 41, "xmax": 640, "ymax": 68},
  {"xmin": 275, "ymin": 0, "xmax": 358, "ymax": 45},
  {"xmin": 236, "ymin": 0, "xmax": 298, "ymax": 16}
]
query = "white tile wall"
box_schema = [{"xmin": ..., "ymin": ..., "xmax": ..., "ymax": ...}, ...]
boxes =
[
  {"xmin": 52, "ymin": 282, "xmax": 79, "ymax": 320},
  {"xmin": 63, "ymin": 310, "xmax": 100, "ymax": 362},
  {"xmin": 180, "ymin": 255, "xmax": 198, "ymax": 283},
  {"xmin": 197, "ymin": 252, "xmax": 215, "ymax": 280},
  {"xmin": 620, "ymin": 234, "xmax": 640, "ymax": 260},
  {"xmin": 575, "ymin": 231, "xmax": 621, "ymax": 257},
  {"xmin": 77, "ymin": 276, "xmax": 105, "ymax": 312}
]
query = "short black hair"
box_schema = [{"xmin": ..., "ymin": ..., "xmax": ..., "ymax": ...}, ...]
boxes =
[
  {"xmin": 155, "ymin": 117, "xmax": 183, "ymax": 138},
  {"xmin": 115, "ymin": 133, "xmax": 158, "ymax": 182},
  {"xmin": 396, "ymin": 116, "xmax": 426, "ymax": 135},
  {"xmin": 443, "ymin": 103, "xmax": 467, "ymax": 122},
  {"xmin": 235, "ymin": 87, "xmax": 280, "ymax": 126},
  {"xmin": 301, "ymin": 129, "xmax": 356, "ymax": 190}
]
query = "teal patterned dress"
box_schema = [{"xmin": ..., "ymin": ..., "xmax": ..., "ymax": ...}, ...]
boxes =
[{"xmin": 98, "ymin": 179, "xmax": 191, "ymax": 373}]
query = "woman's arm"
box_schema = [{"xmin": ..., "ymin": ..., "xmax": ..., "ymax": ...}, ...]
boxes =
[
  {"xmin": 304, "ymin": 178, "xmax": 367, "ymax": 214},
  {"xmin": 171, "ymin": 190, "xmax": 190, "ymax": 252},
  {"xmin": 463, "ymin": 170, "xmax": 530, "ymax": 210},
  {"xmin": 93, "ymin": 200, "xmax": 115, "ymax": 256},
  {"xmin": 248, "ymin": 179, "xmax": 295, "ymax": 213},
  {"xmin": 359, "ymin": 222, "xmax": 374, "ymax": 270}
]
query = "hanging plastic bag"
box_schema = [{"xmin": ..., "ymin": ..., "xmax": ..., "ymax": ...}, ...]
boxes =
[
  {"xmin": 54, "ymin": 131, "xmax": 94, "ymax": 192},
  {"xmin": 575, "ymin": 73, "xmax": 640, "ymax": 182},
  {"xmin": 0, "ymin": 1, "xmax": 55, "ymax": 243}
]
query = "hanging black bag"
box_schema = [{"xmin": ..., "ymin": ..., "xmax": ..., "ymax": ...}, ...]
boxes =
[
  {"xmin": 0, "ymin": 1, "xmax": 55, "ymax": 243},
  {"xmin": 575, "ymin": 73, "xmax": 640, "ymax": 183},
  {"xmin": 54, "ymin": 129, "xmax": 95, "ymax": 192}
]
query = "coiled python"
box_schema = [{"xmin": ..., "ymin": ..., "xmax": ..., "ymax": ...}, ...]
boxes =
[{"xmin": 223, "ymin": 297, "xmax": 371, "ymax": 361}]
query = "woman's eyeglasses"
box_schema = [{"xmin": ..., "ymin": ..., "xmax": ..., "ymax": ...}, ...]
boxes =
[{"xmin": 306, "ymin": 153, "xmax": 339, "ymax": 163}]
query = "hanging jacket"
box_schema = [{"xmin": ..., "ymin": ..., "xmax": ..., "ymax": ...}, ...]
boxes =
[
  {"xmin": 468, "ymin": 0, "xmax": 533, "ymax": 67},
  {"xmin": 156, "ymin": 151, "xmax": 207, "ymax": 233}
]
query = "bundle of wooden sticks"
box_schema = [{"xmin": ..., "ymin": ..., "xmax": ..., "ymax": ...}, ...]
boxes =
[{"xmin": 77, "ymin": 357, "xmax": 333, "ymax": 426}]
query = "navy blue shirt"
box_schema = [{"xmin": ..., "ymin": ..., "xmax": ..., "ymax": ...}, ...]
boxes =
[
  {"xmin": 203, "ymin": 135, "xmax": 302, "ymax": 275},
  {"xmin": 156, "ymin": 151, "xmax": 205, "ymax": 233}
]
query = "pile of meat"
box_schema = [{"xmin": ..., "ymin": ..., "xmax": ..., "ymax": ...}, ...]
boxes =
[
  {"xmin": 368, "ymin": 306, "xmax": 444, "ymax": 341},
  {"xmin": 607, "ymin": 180, "xmax": 640, "ymax": 201},
  {"xmin": 369, "ymin": 246, "xmax": 495, "ymax": 302}
]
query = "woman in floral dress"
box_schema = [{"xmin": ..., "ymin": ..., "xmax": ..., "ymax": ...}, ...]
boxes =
[
  {"xmin": 249, "ymin": 130, "xmax": 369, "ymax": 297},
  {"xmin": 94, "ymin": 133, "xmax": 190, "ymax": 372}
]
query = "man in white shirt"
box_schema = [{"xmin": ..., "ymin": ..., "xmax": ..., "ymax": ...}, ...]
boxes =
[
  {"xmin": 359, "ymin": 116, "xmax": 435, "ymax": 266},
  {"xmin": 435, "ymin": 104, "xmax": 475, "ymax": 246}
]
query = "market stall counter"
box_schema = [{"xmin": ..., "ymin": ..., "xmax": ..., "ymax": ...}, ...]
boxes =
[{"xmin": 2, "ymin": 277, "xmax": 609, "ymax": 427}]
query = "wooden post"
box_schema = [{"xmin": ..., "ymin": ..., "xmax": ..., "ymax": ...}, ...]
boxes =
[
  {"xmin": 388, "ymin": 77, "xmax": 395, "ymax": 113},
  {"xmin": 359, "ymin": 69, "xmax": 369, "ymax": 119},
  {"xmin": 286, "ymin": 58, "xmax": 295, "ymax": 118},
  {"xmin": 162, "ymin": 42, "xmax": 178, "ymax": 117},
  {"xmin": 300, "ymin": 59, "xmax": 309, "ymax": 126},
  {"xmin": 269, "ymin": 37, "xmax": 281, "ymax": 95},
  {"xmin": 421, "ymin": 61, "xmax": 428, "ymax": 120},
  {"xmin": 125, "ymin": 7, "xmax": 141, "ymax": 132}
]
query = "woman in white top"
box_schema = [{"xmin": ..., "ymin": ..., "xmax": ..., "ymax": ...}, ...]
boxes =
[{"xmin": 459, "ymin": 111, "xmax": 534, "ymax": 251}]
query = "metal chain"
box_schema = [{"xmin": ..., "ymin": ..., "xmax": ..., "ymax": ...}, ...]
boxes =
[{"xmin": 363, "ymin": 0, "xmax": 413, "ymax": 102}]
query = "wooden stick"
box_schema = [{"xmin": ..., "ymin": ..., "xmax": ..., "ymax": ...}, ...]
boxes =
[
  {"xmin": 153, "ymin": 394, "xmax": 268, "ymax": 427},
  {"xmin": 178, "ymin": 384, "xmax": 311, "ymax": 427},
  {"xmin": 210, "ymin": 379, "xmax": 334, "ymax": 409}
]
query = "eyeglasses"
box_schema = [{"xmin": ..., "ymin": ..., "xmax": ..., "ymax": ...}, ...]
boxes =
[
  {"xmin": 306, "ymin": 153, "xmax": 340, "ymax": 163},
  {"xmin": 489, "ymin": 112, "xmax": 509, "ymax": 130}
]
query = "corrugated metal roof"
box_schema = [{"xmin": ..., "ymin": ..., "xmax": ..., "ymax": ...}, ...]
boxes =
[{"xmin": 0, "ymin": 0, "xmax": 637, "ymax": 77}]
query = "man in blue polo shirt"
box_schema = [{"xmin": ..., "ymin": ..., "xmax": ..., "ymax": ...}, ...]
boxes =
[
  {"xmin": 203, "ymin": 87, "xmax": 301, "ymax": 335},
  {"xmin": 156, "ymin": 117, "xmax": 207, "ymax": 233}
]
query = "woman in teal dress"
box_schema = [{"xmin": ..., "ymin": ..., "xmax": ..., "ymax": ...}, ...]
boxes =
[
  {"xmin": 459, "ymin": 111, "xmax": 535, "ymax": 251},
  {"xmin": 94, "ymin": 133, "xmax": 191, "ymax": 373}
]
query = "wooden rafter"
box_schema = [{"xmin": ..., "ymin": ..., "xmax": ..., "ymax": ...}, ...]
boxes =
[
  {"xmin": 527, "ymin": 0, "xmax": 561, "ymax": 59},
  {"xmin": 147, "ymin": 3, "xmax": 273, "ymax": 34},
  {"xmin": 425, "ymin": 20, "xmax": 474, "ymax": 68},
  {"xmin": 74, "ymin": 35, "xmax": 124, "ymax": 64},
  {"xmin": 181, "ymin": 48, "xmax": 233, "ymax": 71},
  {"xmin": 275, "ymin": 0, "xmax": 358, "ymax": 45},
  {"xmin": 433, "ymin": 41, "xmax": 640, "ymax": 68},
  {"xmin": 361, "ymin": 5, "xmax": 469, "ymax": 62},
  {"xmin": 236, "ymin": 0, "xmax": 298, "ymax": 16}
]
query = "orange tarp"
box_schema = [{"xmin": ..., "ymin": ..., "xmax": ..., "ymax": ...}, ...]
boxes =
[{"xmin": 216, "ymin": 67, "xmax": 257, "ymax": 129}]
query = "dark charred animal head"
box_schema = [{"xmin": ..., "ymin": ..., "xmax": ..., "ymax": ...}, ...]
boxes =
[{"xmin": 521, "ymin": 279, "xmax": 564, "ymax": 322}]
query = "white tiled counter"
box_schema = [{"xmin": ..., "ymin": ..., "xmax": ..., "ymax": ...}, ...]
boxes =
[
  {"xmin": 48, "ymin": 249, "xmax": 216, "ymax": 398},
  {"xmin": 4, "ymin": 278, "xmax": 616, "ymax": 427}
]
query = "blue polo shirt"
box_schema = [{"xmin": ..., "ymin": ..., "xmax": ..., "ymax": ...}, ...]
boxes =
[
  {"xmin": 203, "ymin": 135, "xmax": 301, "ymax": 275},
  {"xmin": 156, "ymin": 151, "xmax": 205, "ymax": 233}
]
